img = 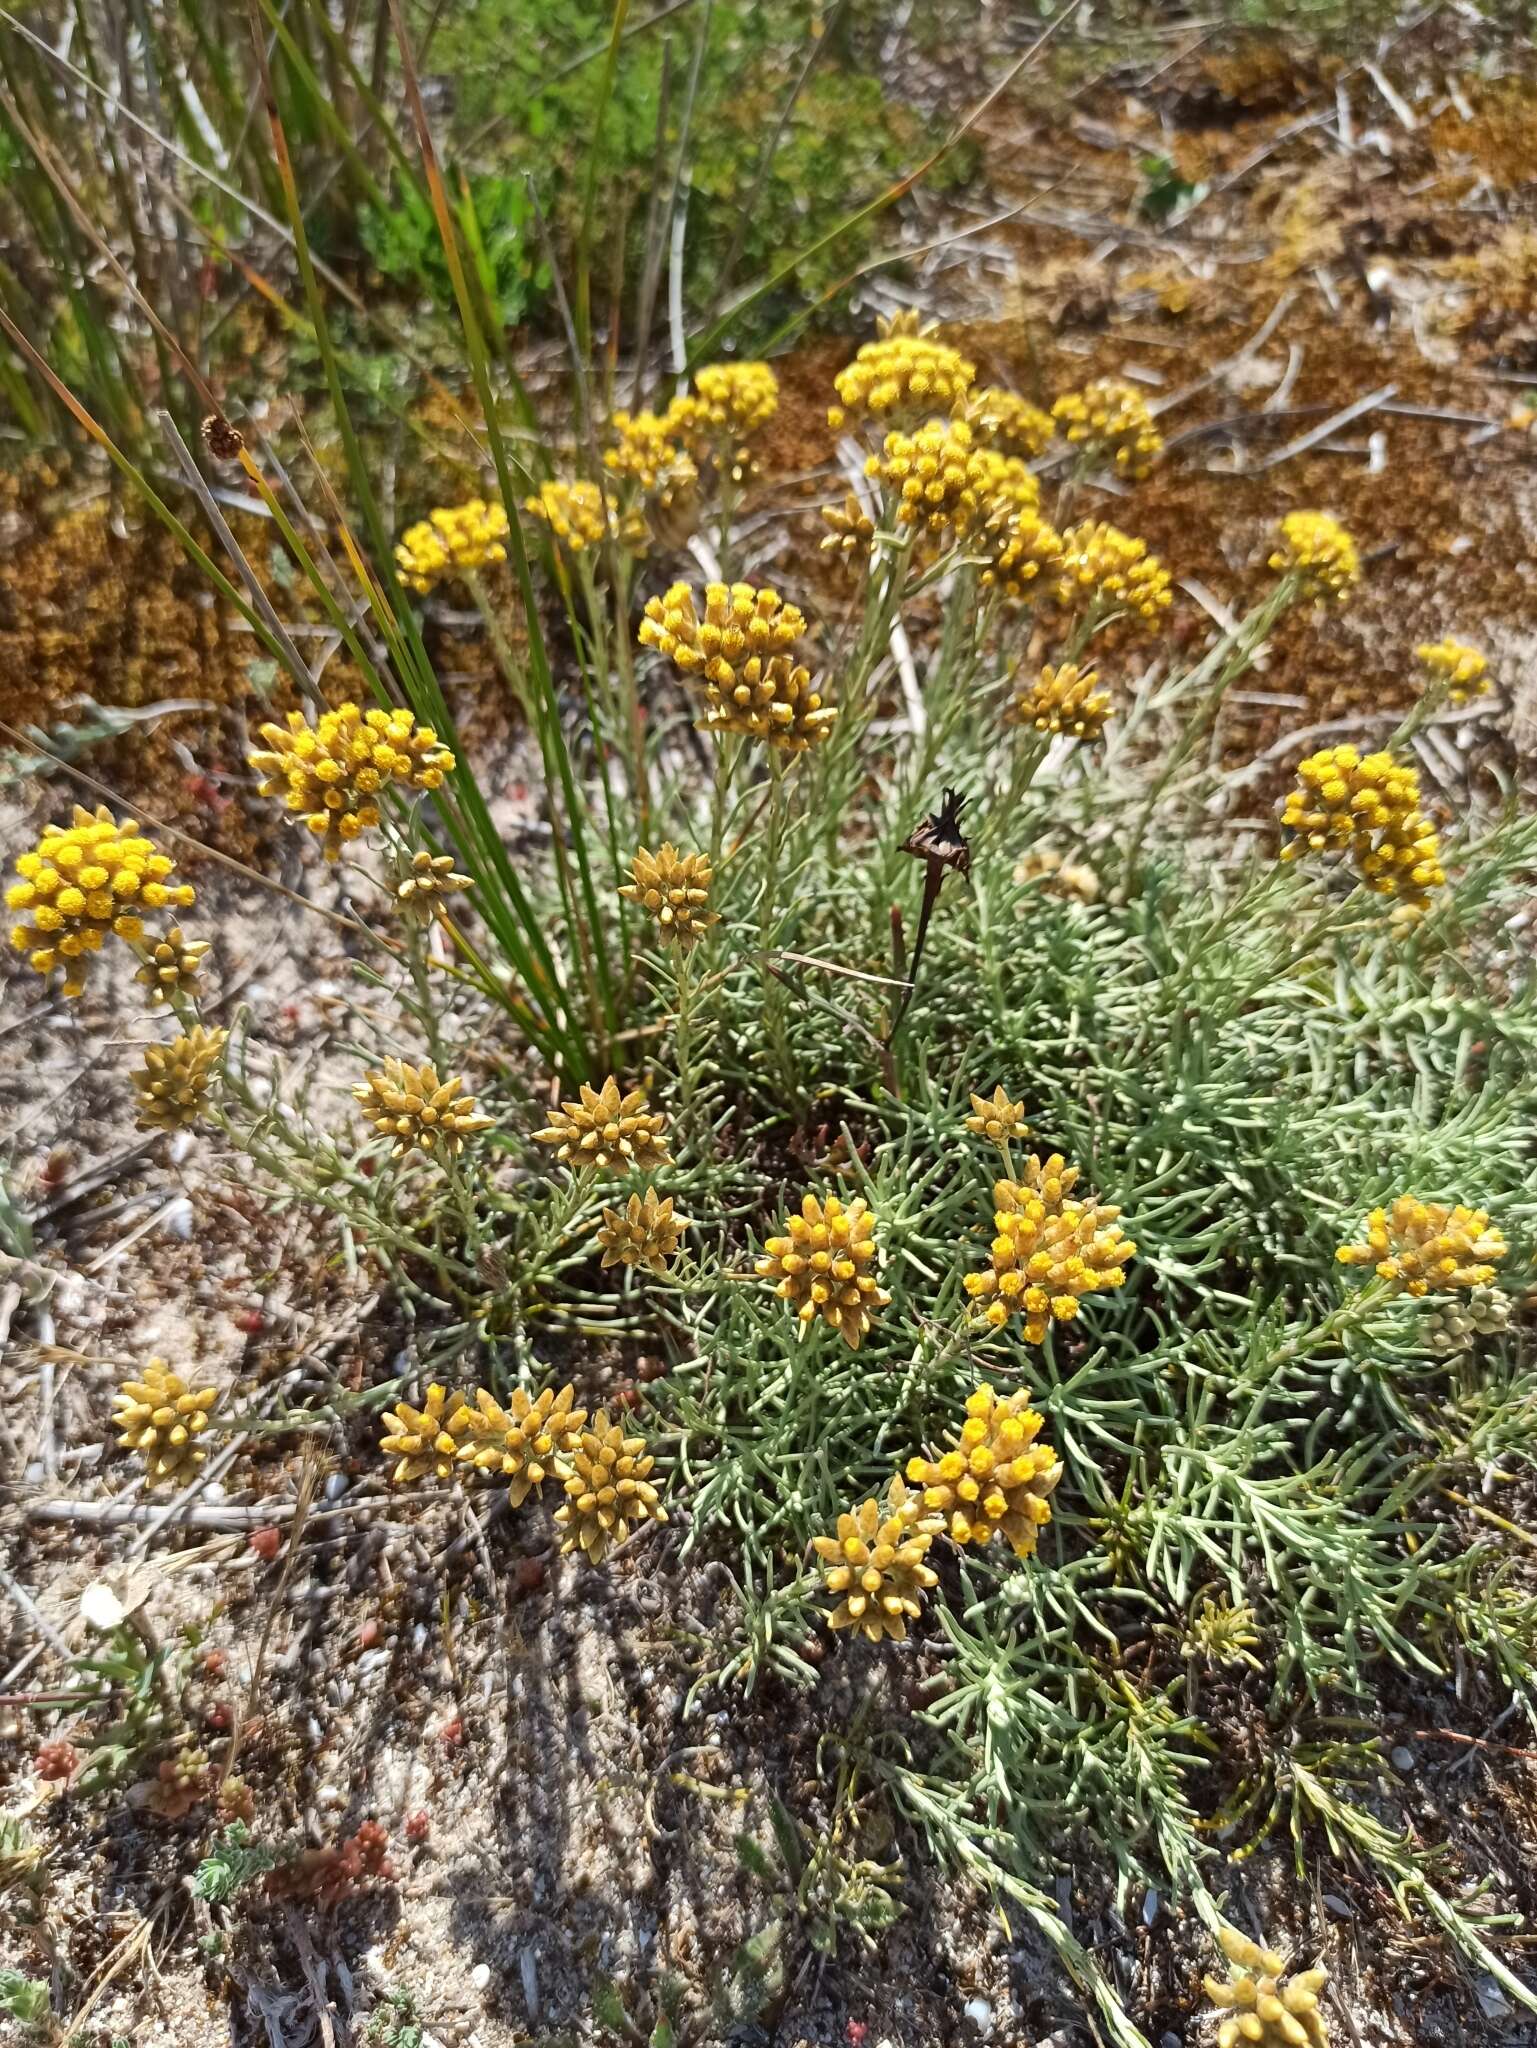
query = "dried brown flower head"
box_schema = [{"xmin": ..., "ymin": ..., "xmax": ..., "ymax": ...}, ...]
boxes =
[
  {"xmin": 902, "ymin": 787, "xmax": 971, "ymax": 877},
  {"xmin": 133, "ymin": 926, "xmax": 210, "ymax": 1005},
  {"xmin": 595, "ymin": 1188, "xmax": 689, "ymax": 1274},
  {"xmin": 812, "ymin": 1477, "xmax": 941, "ymax": 1643},
  {"xmin": 354, "ymin": 1058, "xmax": 494, "ymax": 1159},
  {"xmin": 905, "ymin": 1383, "xmax": 1063, "ymax": 1557},
  {"xmin": 553, "ymin": 1411, "xmax": 668, "ymax": 1564},
  {"xmin": 201, "ymin": 414, "xmax": 244, "ymax": 462},
  {"xmin": 618, "ymin": 843, "xmax": 719, "ymax": 947},
  {"xmin": 451, "ymin": 1384, "xmax": 586, "ymax": 1505},
  {"xmin": 535, "ymin": 1076, "xmax": 671, "ymax": 1175},
  {"xmin": 133, "ymin": 1026, "xmax": 227, "ymax": 1133},
  {"xmin": 756, "ymin": 1192, "xmax": 890, "ymax": 1350},
  {"xmin": 113, "ymin": 1360, "xmax": 220, "ymax": 1487}
]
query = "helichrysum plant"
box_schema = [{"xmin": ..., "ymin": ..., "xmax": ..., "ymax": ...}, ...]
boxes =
[
  {"xmin": 1203, "ymin": 1925, "xmax": 1329, "ymax": 2048},
  {"xmin": 393, "ymin": 850, "xmax": 473, "ymax": 911},
  {"xmin": 1336, "ymin": 1197, "xmax": 1507, "ymax": 1296},
  {"xmin": 248, "ymin": 704, "xmax": 455, "ymax": 860},
  {"xmin": 618, "ymin": 844, "xmax": 718, "ymax": 947},
  {"xmin": 867, "ymin": 417, "xmax": 996, "ymax": 540},
  {"xmin": 595, "ymin": 1188, "xmax": 689, "ymax": 1275},
  {"xmin": 828, "ymin": 315, "xmax": 975, "ymax": 429},
  {"xmin": 965, "ymin": 1086, "xmax": 1030, "ymax": 1155},
  {"xmin": 379, "ymin": 1384, "xmax": 462, "ymax": 1484},
  {"xmin": 812, "ymin": 1478, "xmax": 941, "ymax": 1644},
  {"xmin": 965, "ymin": 1174, "xmax": 1136, "ymax": 1341},
  {"xmin": 756, "ymin": 1193, "xmax": 890, "ymax": 1350},
  {"xmin": 113, "ymin": 1361, "xmax": 220, "ymax": 1487},
  {"xmin": 133, "ymin": 927, "xmax": 210, "ymax": 1005},
  {"xmin": 1269, "ymin": 510, "xmax": 1359, "ymax": 602},
  {"xmin": 1050, "ymin": 377, "xmax": 1163, "ymax": 479},
  {"xmin": 553, "ymin": 1411, "xmax": 667, "ymax": 1564},
  {"xmin": 905, "ymin": 1384, "xmax": 1063, "ymax": 1557},
  {"xmin": 1054, "ymin": 521, "xmax": 1172, "ymax": 630},
  {"xmin": 133, "ymin": 1027, "xmax": 227, "ymax": 1133},
  {"xmin": 605, "ymin": 409, "xmax": 699, "ymax": 505},
  {"xmin": 672, "ymin": 361, "xmax": 779, "ymax": 478},
  {"xmin": 1009, "ymin": 661, "xmax": 1112, "ymax": 740},
  {"xmin": 638, "ymin": 581, "xmax": 836, "ymax": 750},
  {"xmin": 821, "ymin": 492, "xmax": 876, "ymax": 561},
  {"xmin": 394, "ymin": 498, "xmax": 509, "ymax": 593},
  {"xmin": 983, "ymin": 509, "xmax": 1064, "ymax": 603},
  {"xmin": 535, "ymin": 1076, "xmax": 671, "ymax": 1175},
  {"xmin": 1415, "ymin": 635, "xmax": 1489, "ymax": 705},
  {"xmin": 354, "ymin": 1058, "xmax": 494, "ymax": 1159},
  {"xmin": 1279, "ymin": 746, "xmax": 1445, "ymax": 913},
  {"xmin": 524, "ymin": 478, "xmax": 644, "ymax": 554},
  {"xmin": 8, "ymin": 805, "xmax": 195, "ymax": 996},
  {"xmin": 451, "ymin": 1384, "xmax": 585, "ymax": 1505}
]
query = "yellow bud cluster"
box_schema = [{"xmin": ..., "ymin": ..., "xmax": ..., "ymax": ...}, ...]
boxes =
[
  {"xmin": 133, "ymin": 927, "xmax": 209, "ymax": 1006},
  {"xmin": 1055, "ymin": 521, "xmax": 1172, "ymax": 628},
  {"xmin": 1204, "ymin": 1926, "xmax": 1329, "ymax": 2048},
  {"xmin": 524, "ymin": 478, "xmax": 644, "ymax": 555},
  {"xmin": 8, "ymin": 805, "xmax": 195, "ymax": 997},
  {"xmin": 905, "ymin": 1384, "xmax": 1063, "ymax": 1557},
  {"xmin": 1279, "ymin": 745, "xmax": 1445, "ymax": 914},
  {"xmin": 982, "ymin": 509, "xmax": 1064, "ymax": 603},
  {"xmin": 638, "ymin": 581, "xmax": 836, "ymax": 750},
  {"xmin": 963, "ymin": 386, "xmax": 1055, "ymax": 460},
  {"xmin": 1337, "ymin": 1195, "xmax": 1507, "ymax": 1297},
  {"xmin": 1415, "ymin": 635, "xmax": 1490, "ymax": 706},
  {"xmin": 1051, "ymin": 378, "xmax": 1163, "ymax": 480},
  {"xmin": 554, "ymin": 1411, "xmax": 668, "ymax": 1563},
  {"xmin": 395, "ymin": 498, "xmax": 508, "ymax": 594},
  {"xmin": 248, "ymin": 704, "xmax": 455, "ymax": 861},
  {"xmin": 535, "ymin": 1075, "xmax": 671, "ymax": 1176},
  {"xmin": 672, "ymin": 362, "xmax": 779, "ymax": 470},
  {"xmin": 449, "ymin": 1383, "xmax": 585, "ymax": 1505},
  {"xmin": 1269, "ymin": 511, "xmax": 1359, "ymax": 602},
  {"xmin": 756, "ymin": 1192, "xmax": 891, "ymax": 1350},
  {"xmin": 867, "ymin": 417, "xmax": 1002, "ymax": 539},
  {"xmin": 618, "ymin": 842, "xmax": 719, "ymax": 947},
  {"xmin": 830, "ymin": 331, "xmax": 975, "ymax": 429},
  {"xmin": 113, "ymin": 1361, "xmax": 220, "ymax": 1488},
  {"xmin": 604, "ymin": 410, "xmax": 699, "ymax": 502},
  {"xmin": 596, "ymin": 1187, "xmax": 689, "ymax": 1275},
  {"xmin": 812, "ymin": 1478, "xmax": 941, "ymax": 1643},
  {"xmin": 965, "ymin": 1086, "xmax": 1029, "ymax": 1150},
  {"xmin": 820, "ymin": 492, "xmax": 876, "ymax": 561},
  {"xmin": 1009, "ymin": 661, "xmax": 1111, "ymax": 741},
  {"xmin": 133, "ymin": 1026, "xmax": 227, "ymax": 1134},
  {"xmin": 353, "ymin": 1057, "xmax": 494, "ymax": 1159},
  {"xmin": 964, "ymin": 1175, "xmax": 1135, "ymax": 1343}
]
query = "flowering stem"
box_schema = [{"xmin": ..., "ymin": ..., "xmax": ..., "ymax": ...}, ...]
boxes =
[{"xmin": 672, "ymin": 945, "xmax": 701, "ymax": 1144}]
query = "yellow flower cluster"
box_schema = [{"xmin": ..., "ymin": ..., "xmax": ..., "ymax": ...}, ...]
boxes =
[
  {"xmin": 395, "ymin": 498, "xmax": 508, "ymax": 594},
  {"xmin": 1415, "ymin": 635, "xmax": 1489, "ymax": 705},
  {"xmin": 535, "ymin": 1075, "xmax": 671, "ymax": 1175},
  {"xmin": 756, "ymin": 1192, "xmax": 891, "ymax": 1350},
  {"xmin": 133, "ymin": 927, "xmax": 209, "ymax": 1006},
  {"xmin": 867, "ymin": 417, "xmax": 997, "ymax": 539},
  {"xmin": 964, "ymin": 386, "xmax": 1055, "ymax": 460},
  {"xmin": 524, "ymin": 478, "xmax": 644, "ymax": 554},
  {"xmin": 1203, "ymin": 1927, "xmax": 1329, "ymax": 2048},
  {"xmin": 595, "ymin": 1187, "xmax": 689, "ymax": 1275},
  {"xmin": 812, "ymin": 1478, "xmax": 940, "ymax": 1643},
  {"xmin": 113, "ymin": 1361, "xmax": 220, "ymax": 1488},
  {"xmin": 905, "ymin": 1384, "xmax": 1064, "ymax": 1557},
  {"xmin": 965, "ymin": 1086, "xmax": 1029, "ymax": 1151},
  {"xmin": 554, "ymin": 1411, "xmax": 669, "ymax": 1564},
  {"xmin": 1278, "ymin": 745, "xmax": 1444, "ymax": 913},
  {"xmin": 354, "ymin": 1057, "xmax": 494, "ymax": 1159},
  {"xmin": 983, "ymin": 509, "xmax": 1064, "ymax": 603},
  {"xmin": 394, "ymin": 850, "xmax": 473, "ymax": 910},
  {"xmin": 1269, "ymin": 511, "xmax": 1359, "ymax": 602},
  {"xmin": 248, "ymin": 703, "xmax": 455, "ymax": 861},
  {"xmin": 8, "ymin": 806, "xmax": 195, "ymax": 997},
  {"xmin": 1009, "ymin": 661, "xmax": 1111, "ymax": 741},
  {"xmin": 379, "ymin": 1384, "xmax": 663, "ymax": 1559},
  {"xmin": 820, "ymin": 492, "xmax": 876, "ymax": 561},
  {"xmin": 1055, "ymin": 521, "xmax": 1172, "ymax": 628},
  {"xmin": 638, "ymin": 581, "xmax": 836, "ymax": 750},
  {"xmin": 1051, "ymin": 378, "xmax": 1163, "ymax": 480},
  {"xmin": 618, "ymin": 842, "xmax": 719, "ymax": 947},
  {"xmin": 604, "ymin": 409, "xmax": 699, "ymax": 502},
  {"xmin": 133, "ymin": 1026, "xmax": 227, "ymax": 1134},
  {"xmin": 965, "ymin": 1173, "xmax": 1135, "ymax": 1343},
  {"xmin": 1337, "ymin": 1195, "xmax": 1507, "ymax": 1297},
  {"xmin": 830, "ymin": 327, "xmax": 976, "ymax": 430},
  {"xmin": 673, "ymin": 361, "xmax": 779, "ymax": 458}
]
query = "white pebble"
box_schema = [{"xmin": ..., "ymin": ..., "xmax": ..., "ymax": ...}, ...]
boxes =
[
  {"xmin": 964, "ymin": 1996, "xmax": 993, "ymax": 2034},
  {"xmin": 470, "ymin": 1963, "xmax": 491, "ymax": 1993}
]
